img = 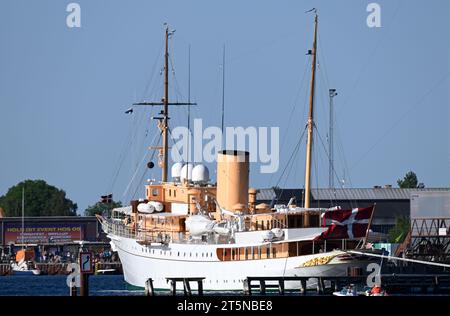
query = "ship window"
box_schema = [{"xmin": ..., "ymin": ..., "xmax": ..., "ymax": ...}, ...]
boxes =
[
  {"xmin": 196, "ymin": 253, "xmax": 198, "ymax": 257},
  {"xmin": 152, "ymin": 188, "xmax": 159, "ymax": 196},
  {"xmin": 177, "ymin": 252, "xmax": 180, "ymax": 256},
  {"xmin": 266, "ymin": 246, "xmax": 270, "ymax": 258},
  {"xmin": 169, "ymin": 190, "xmax": 171, "ymax": 197},
  {"xmin": 267, "ymin": 220, "xmax": 270, "ymax": 230},
  {"xmin": 258, "ymin": 247, "xmax": 262, "ymax": 258},
  {"xmin": 174, "ymin": 190, "xmax": 176, "ymax": 198},
  {"xmin": 273, "ymin": 247, "xmax": 277, "ymax": 258},
  {"xmin": 190, "ymin": 253, "xmax": 192, "ymax": 257}
]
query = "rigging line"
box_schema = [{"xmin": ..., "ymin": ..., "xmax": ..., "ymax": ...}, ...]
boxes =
[
  {"xmin": 274, "ymin": 125, "xmax": 307, "ymax": 188},
  {"xmin": 141, "ymin": 40, "xmax": 165, "ymax": 99},
  {"xmin": 268, "ymin": 57, "xmax": 310, "ymax": 185},
  {"xmin": 350, "ymin": 70, "xmax": 450, "ymax": 172},
  {"xmin": 313, "ymin": 128, "xmax": 319, "ymax": 208},
  {"xmin": 169, "ymin": 53, "xmax": 186, "ymax": 102},
  {"xmin": 334, "ymin": 119, "xmax": 354, "ymax": 191},
  {"xmin": 317, "ymin": 34, "xmax": 331, "ymax": 91},
  {"xmin": 122, "ymin": 132, "xmax": 161, "ymax": 200},
  {"xmin": 131, "ymin": 146, "xmax": 158, "ymax": 200},
  {"xmin": 274, "ymin": 125, "xmax": 308, "ymax": 203},
  {"xmin": 314, "ymin": 125, "xmax": 356, "ymax": 208},
  {"xmin": 337, "ymin": 0, "xmax": 404, "ymax": 117},
  {"xmin": 109, "ymin": 133, "xmax": 133, "ymax": 193},
  {"xmin": 167, "ymin": 126, "xmax": 185, "ymax": 164}
]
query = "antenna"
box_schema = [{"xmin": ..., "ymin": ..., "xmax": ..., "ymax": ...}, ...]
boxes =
[
  {"xmin": 328, "ymin": 88, "xmax": 337, "ymax": 188},
  {"xmin": 132, "ymin": 25, "xmax": 196, "ymax": 183},
  {"xmin": 186, "ymin": 44, "xmax": 191, "ymax": 184},
  {"xmin": 221, "ymin": 44, "xmax": 226, "ymax": 148},
  {"xmin": 22, "ymin": 185, "xmax": 24, "ymax": 248}
]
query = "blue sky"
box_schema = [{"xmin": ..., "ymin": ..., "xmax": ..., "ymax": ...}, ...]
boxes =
[{"xmin": 0, "ymin": 0, "xmax": 449, "ymax": 214}]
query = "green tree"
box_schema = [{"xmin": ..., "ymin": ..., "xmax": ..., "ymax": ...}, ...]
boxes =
[
  {"xmin": 0, "ymin": 179, "xmax": 77, "ymax": 217},
  {"xmin": 388, "ymin": 216, "xmax": 410, "ymax": 243},
  {"xmin": 397, "ymin": 171, "xmax": 420, "ymax": 188},
  {"xmin": 84, "ymin": 200, "xmax": 122, "ymax": 216}
]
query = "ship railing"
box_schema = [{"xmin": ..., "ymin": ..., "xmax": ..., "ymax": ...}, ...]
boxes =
[{"xmin": 101, "ymin": 218, "xmax": 137, "ymax": 239}]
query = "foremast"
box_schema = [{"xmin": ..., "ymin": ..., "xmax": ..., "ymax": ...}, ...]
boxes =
[
  {"xmin": 303, "ymin": 13, "xmax": 318, "ymax": 225},
  {"xmin": 134, "ymin": 25, "xmax": 196, "ymax": 183}
]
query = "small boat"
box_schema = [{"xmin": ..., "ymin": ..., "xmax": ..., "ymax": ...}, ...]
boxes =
[
  {"xmin": 10, "ymin": 187, "xmax": 41, "ymax": 276},
  {"xmin": 10, "ymin": 249, "xmax": 41, "ymax": 275},
  {"xmin": 333, "ymin": 284, "xmax": 371, "ymax": 296},
  {"xmin": 96, "ymin": 268, "xmax": 117, "ymax": 275},
  {"xmin": 364, "ymin": 285, "xmax": 388, "ymax": 296}
]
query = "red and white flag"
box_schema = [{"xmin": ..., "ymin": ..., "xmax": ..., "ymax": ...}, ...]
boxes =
[{"xmin": 314, "ymin": 205, "xmax": 375, "ymax": 240}]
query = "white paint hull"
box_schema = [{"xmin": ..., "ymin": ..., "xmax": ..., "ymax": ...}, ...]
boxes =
[{"xmin": 109, "ymin": 234, "xmax": 370, "ymax": 291}]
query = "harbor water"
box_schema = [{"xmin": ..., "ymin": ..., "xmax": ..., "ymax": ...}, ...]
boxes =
[{"xmin": 0, "ymin": 275, "xmax": 143, "ymax": 296}]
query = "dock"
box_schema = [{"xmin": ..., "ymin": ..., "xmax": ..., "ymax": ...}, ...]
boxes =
[{"xmin": 243, "ymin": 274, "xmax": 450, "ymax": 295}]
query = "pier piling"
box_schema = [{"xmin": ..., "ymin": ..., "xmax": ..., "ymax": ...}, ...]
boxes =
[{"xmin": 144, "ymin": 278, "xmax": 155, "ymax": 296}]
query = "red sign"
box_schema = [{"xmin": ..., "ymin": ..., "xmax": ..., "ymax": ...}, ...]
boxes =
[{"xmin": 4, "ymin": 223, "xmax": 84, "ymax": 244}]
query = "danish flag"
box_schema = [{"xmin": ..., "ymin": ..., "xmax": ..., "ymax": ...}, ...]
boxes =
[{"xmin": 314, "ymin": 205, "xmax": 375, "ymax": 240}]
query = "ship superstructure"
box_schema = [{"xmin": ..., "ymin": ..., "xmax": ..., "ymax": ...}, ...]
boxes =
[{"xmin": 98, "ymin": 15, "xmax": 377, "ymax": 291}]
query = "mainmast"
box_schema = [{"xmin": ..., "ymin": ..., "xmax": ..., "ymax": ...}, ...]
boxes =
[
  {"xmin": 133, "ymin": 25, "xmax": 196, "ymax": 183},
  {"xmin": 162, "ymin": 26, "xmax": 169, "ymax": 182},
  {"xmin": 303, "ymin": 13, "xmax": 318, "ymax": 222},
  {"xmin": 21, "ymin": 185, "xmax": 24, "ymax": 248}
]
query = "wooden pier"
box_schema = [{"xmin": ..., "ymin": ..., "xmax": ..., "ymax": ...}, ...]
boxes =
[
  {"xmin": 243, "ymin": 274, "xmax": 450, "ymax": 295},
  {"xmin": 165, "ymin": 277, "xmax": 205, "ymax": 296}
]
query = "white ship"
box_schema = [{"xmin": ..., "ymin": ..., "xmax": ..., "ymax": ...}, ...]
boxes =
[{"xmin": 98, "ymin": 13, "xmax": 378, "ymax": 291}]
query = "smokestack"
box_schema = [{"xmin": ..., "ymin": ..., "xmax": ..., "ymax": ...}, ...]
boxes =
[{"xmin": 216, "ymin": 150, "xmax": 250, "ymax": 213}]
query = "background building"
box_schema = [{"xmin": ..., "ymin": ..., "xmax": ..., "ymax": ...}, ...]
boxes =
[{"xmin": 256, "ymin": 187, "xmax": 450, "ymax": 234}]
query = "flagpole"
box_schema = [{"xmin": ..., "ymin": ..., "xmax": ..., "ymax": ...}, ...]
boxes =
[{"xmin": 363, "ymin": 203, "xmax": 376, "ymax": 248}]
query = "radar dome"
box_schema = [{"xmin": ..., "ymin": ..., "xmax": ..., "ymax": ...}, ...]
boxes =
[
  {"xmin": 192, "ymin": 164, "xmax": 209, "ymax": 184},
  {"xmin": 180, "ymin": 163, "xmax": 194, "ymax": 182},
  {"xmin": 171, "ymin": 162, "xmax": 184, "ymax": 181}
]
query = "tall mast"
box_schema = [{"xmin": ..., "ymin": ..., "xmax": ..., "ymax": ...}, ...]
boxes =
[
  {"xmin": 133, "ymin": 25, "xmax": 196, "ymax": 184},
  {"xmin": 161, "ymin": 26, "xmax": 170, "ymax": 182},
  {"xmin": 21, "ymin": 185, "xmax": 24, "ymax": 248},
  {"xmin": 304, "ymin": 13, "xmax": 318, "ymax": 220},
  {"xmin": 221, "ymin": 44, "xmax": 225, "ymax": 141}
]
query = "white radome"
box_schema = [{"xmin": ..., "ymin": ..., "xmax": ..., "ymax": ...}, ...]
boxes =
[
  {"xmin": 180, "ymin": 163, "xmax": 194, "ymax": 182},
  {"xmin": 192, "ymin": 164, "xmax": 209, "ymax": 183},
  {"xmin": 171, "ymin": 162, "xmax": 184, "ymax": 181}
]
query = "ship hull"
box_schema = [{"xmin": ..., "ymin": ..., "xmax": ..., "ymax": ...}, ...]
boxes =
[{"xmin": 110, "ymin": 234, "xmax": 372, "ymax": 291}]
